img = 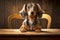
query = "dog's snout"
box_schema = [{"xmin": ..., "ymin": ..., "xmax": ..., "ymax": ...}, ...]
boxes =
[{"xmin": 31, "ymin": 12, "xmax": 34, "ymax": 15}]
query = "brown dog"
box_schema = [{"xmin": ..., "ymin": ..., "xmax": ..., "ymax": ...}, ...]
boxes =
[{"xmin": 19, "ymin": 3, "xmax": 44, "ymax": 32}]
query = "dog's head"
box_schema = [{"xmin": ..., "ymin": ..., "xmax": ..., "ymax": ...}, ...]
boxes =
[{"xmin": 19, "ymin": 3, "xmax": 44, "ymax": 19}]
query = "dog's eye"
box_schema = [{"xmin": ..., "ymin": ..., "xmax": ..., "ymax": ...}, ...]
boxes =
[{"xmin": 28, "ymin": 6, "xmax": 30, "ymax": 9}]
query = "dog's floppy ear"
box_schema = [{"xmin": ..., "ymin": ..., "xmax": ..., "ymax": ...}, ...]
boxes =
[
  {"xmin": 19, "ymin": 4, "xmax": 27, "ymax": 18},
  {"xmin": 37, "ymin": 4, "xmax": 45, "ymax": 18}
]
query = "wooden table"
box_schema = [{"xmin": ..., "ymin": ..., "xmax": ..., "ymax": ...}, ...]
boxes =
[
  {"xmin": 0, "ymin": 29, "xmax": 60, "ymax": 35},
  {"xmin": 0, "ymin": 29, "xmax": 60, "ymax": 40}
]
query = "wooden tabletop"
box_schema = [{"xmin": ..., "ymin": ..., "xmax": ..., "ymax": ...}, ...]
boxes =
[{"xmin": 0, "ymin": 29, "xmax": 60, "ymax": 35}]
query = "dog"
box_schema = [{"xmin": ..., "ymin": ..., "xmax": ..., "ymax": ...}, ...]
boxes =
[{"xmin": 19, "ymin": 3, "xmax": 44, "ymax": 32}]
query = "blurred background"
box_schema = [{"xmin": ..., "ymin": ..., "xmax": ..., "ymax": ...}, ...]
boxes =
[{"xmin": 0, "ymin": 0, "xmax": 60, "ymax": 29}]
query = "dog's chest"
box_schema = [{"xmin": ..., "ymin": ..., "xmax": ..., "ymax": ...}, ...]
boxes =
[
  {"xmin": 28, "ymin": 19, "xmax": 37, "ymax": 26},
  {"xmin": 29, "ymin": 20, "xmax": 33, "ymax": 25},
  {"xmin": 28, "ymin": 19, "xmax": 38, "ymax": 30}
]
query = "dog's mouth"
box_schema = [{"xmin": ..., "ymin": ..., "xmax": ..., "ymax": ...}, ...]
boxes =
[
  {"xmin": 29, "ymin": 14, "xmax": 36, "ymax": 19},
  {"xmin": 29, "ymin": 15, "xmax": 34, "ymax": 18}
]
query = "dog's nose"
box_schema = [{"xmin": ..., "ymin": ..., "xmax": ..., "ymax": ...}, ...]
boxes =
[{"xmin": 31, "ymin": 12, "xmax": 34, "ymax": 15}]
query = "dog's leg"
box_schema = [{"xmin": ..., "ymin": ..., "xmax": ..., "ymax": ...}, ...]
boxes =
[
  {"xmin": 33, "ymin": 25, "xmax": 41, "ymax": 32},
  {"xmin": 20, "ymin": 25, "xmax": 29, "ymax": 32}
]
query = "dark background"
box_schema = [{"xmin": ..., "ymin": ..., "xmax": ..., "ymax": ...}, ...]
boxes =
[{"xmin": 0, "ymin": 0, "xmax": 60, "ymax": 29}]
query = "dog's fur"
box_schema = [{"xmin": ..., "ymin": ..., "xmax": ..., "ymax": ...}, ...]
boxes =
[{"xmin": 19, "ymin": 3, "xmax": 44, "ymax": 32}]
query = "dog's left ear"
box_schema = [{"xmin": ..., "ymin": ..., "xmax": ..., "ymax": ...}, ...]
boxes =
[{"xmin": 37, "ymin": 4, "xmax": 45, "ymax": 18}]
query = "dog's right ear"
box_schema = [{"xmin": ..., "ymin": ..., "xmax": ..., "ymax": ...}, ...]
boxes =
[{"xmin": 19, "ymin": 4, "xmax": 27, "ymax": 18}]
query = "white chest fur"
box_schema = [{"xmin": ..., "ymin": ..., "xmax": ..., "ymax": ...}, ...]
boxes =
[{"xmin": 29, "ymin": 19, "xmax": 34, "ymax": 25}]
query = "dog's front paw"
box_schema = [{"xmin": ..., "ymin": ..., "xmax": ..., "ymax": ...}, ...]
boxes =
[
  {"xmin": 34, "ymin": 26, "xmax": 41, "ymax": 32},
  {"xmin": 20, "ymin": 28, "xmax": 27, "ymax": 32},
  {"xmin": 20, "ymin": 27, "xmax": 27, "ymax": 32},
  {"xmin": 35, "ymin": 29, "xmax": 41, "ymax": 32}
]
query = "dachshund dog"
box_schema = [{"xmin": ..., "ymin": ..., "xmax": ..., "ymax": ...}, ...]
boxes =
[{"xmin": 19, "ymin": 3, "xmax": 44, "ymax": 32}]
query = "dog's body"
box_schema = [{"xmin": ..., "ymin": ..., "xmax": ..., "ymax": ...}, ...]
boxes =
[{"xmin": 19, "ymin": 3, "xmax": 44, "ymax": 32}]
